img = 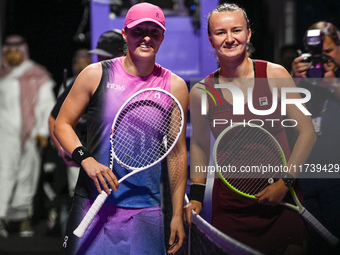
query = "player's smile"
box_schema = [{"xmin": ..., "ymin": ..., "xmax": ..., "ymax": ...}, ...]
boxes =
[{"xmin": 123, "ymin": 21, "xmax": 164, "ymax": 57}]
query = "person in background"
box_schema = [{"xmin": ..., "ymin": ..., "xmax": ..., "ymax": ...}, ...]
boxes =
[
  {"xmin": 291, "ymin": 21, "xmax": 340, "ymax": 255},
  {"xmin": 57, "ymin": 48, "xmax": 92, "ymax": 96},
  {"xmin": 47, "ymin": 30, "xmax": 125, "ymax": 235},
  {"xmin": 184, "ymin": 3, "xmax": 316, "ymax": 254},
  {"xmin": 49, "ymin": 29, "xmax": 125, "ymax": 198},
  {"xmin": 54, "ymin": 3, "xmax": 188, "ymax": 254},
  {"xmin": 57, "ymin": 29, "xmax": 125, "ymax": 96},
  {"xmin": 88, "ymin": 29, "xmax": 126, "ymax": 62},
  {"xmin": 0, "ymin": 34, "xmax": 56, "ymax": 238}
]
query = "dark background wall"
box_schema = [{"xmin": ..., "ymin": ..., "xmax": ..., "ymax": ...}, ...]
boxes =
[
  {"xmin": 1, "ymin": 0, "xmax": 340, "ymax": 94},
  {"xmin": 295, "ymin": 0, "xmax": 340, "ymax": 50},
  {"xmin": 1, "ymin": 0, "xmax": 89, "ymax": 95}
]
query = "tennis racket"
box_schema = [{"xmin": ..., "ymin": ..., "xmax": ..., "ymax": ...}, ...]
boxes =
[
  {"xmin": 73, "ymin": 88, "xmax": 184, "ymax": 238},
  {"xmin": 212, "ymin": 123, "xmax": 339, "ymax": 246}
]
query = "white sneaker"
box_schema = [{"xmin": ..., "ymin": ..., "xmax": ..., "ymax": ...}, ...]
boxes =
[{"xmin": 20, "ymin": 218, "xmax": 34, "ymax": 237}]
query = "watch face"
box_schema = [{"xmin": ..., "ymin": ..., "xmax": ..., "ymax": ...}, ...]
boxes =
[{"xmin": 281, "ymin": 173, "xmax": 295, "ymax": 187}]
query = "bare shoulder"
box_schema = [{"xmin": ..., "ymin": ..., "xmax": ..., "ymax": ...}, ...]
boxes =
[
  {"xmin": 266, "ymin": 61, "xmax": 291, "ymax": 78},
  {"xmin": 170, "ymin": 73, "xmax": 188, "ymax": 92},
  {"xmin": 170, "ymin": 73, "xmax": 188, "ymax": 103},
  {"xmin": 190, "ymin": 78, "xmax": 206, "ymax": 91},
  {"xmin": 266, "ymin": 61, "xmax": 296, "ymax": 90},
  {"xmin": 189, "ymin": 79, "xmax": 206, "ymax": 101},
  {"xmin": 72, "ymin": 62, "xmax": 103, "ymax": 95},
  {"xmin": 77, "ymin": 62, "xmax": 102, "ymax": 81}
]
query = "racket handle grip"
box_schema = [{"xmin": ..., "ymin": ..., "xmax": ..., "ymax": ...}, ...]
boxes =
[
  {"xmin": 300, "ymin": 207, "xmax": 339, "ymax": 246},
  {"xmin": 73, "ymin": 191, "xmax": 109, "ymax": 238}
]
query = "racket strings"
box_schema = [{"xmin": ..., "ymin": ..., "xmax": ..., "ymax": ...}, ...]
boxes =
[
  {"xmin": 236, "ymin": 130, "xmax": 280, "ymax": 180},
  {"xmin": 216, "ymin": 126, "xmax": 283, "ymax": 195},
  {"xmin": 113, "ymin": 113, "xmax": 168, "ymax": 167},
  {"xmin": 232, "ymin": 130, "xmax": 281, "ymax": 193},
  {"xmin": 111, "ymin": 91, "xmax": 183, "ymax": 169},
  {"xmin": 218, "ymin": 127, "xmax": 267, "ymax": 191}
]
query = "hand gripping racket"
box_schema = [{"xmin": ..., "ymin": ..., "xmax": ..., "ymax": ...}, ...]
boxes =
[
  {"xmin": 212, "ymin": 123, "xmax": 339, "ymax": 246},
  {"xmin": 73, "ymin": 88, "xmax": 184, "ymax": 238}
]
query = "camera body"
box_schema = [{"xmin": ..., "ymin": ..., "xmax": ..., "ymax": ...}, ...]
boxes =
[{"xmin": 302, "ymin": 29, "xmax": 332, "ymax": 78}]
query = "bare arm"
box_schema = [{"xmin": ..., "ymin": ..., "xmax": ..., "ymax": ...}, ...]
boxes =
[
  {"xmin": 256, "ymin": 63, "xmax": 316, "ymax": 205},
  {"xmin": 49, "ymin": 114, "xmax": 75, "ymax": 166},
  {"xmin": 166, "ymin": 74, "xmax": 188, "ymax": 254},
  {"xmin": 54, "ymin": 63, "xmax": 119, "ymax": 195},
  {"xmin": 183, "ymin": 81, "xmax": 211, "ymax": 224}
]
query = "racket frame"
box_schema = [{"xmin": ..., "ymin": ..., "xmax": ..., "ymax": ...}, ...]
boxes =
[
  {"xmin": 213, "ymin": 123, "xmax": 287, "ymax": 199},
  {"xmin": 213, "ymin": 122, "xmax": 339, "ymax": 246}
]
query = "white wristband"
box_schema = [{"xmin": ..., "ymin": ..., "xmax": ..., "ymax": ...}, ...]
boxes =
[{"xmin": 190, "ymin": 182, "xmax": 206, "ymax": 187}]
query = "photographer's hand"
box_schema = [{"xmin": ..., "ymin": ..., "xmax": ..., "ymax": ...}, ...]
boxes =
[
  {"xmin": 291, "ymin": 56, "xmax": 309, "ymax": 78},
  {"xmin": 323, "ymin": 60, "xmax": 337, "ymax": 79}
]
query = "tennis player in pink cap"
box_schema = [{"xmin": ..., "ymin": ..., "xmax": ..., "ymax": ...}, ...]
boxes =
[{"xmin": 55, "ymin": 2, "xmax": 188, "ymax": 255}]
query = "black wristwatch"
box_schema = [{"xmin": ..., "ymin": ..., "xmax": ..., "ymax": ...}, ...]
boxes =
[{"xmin": 280, "ymin": 172, "xmax": 296, "ymax": 188}]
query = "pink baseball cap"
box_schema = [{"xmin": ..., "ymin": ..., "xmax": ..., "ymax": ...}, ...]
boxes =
[{"xmin": 124, "ymin": 3, "xmax": 166, "ymax": 31}]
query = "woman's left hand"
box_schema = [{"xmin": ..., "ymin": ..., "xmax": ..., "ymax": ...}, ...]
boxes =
[{"xmin": 255, "ymin": 179, "xmax": 289, "ymax": 206}]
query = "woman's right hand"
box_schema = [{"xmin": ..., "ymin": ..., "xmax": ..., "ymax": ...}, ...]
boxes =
[
  {"xmin": 291, "ymin": 56, "xmax": 309, "ymax": 78},
  {"xmin": 183, "ymin": 200, "xmax": 203, "ymax": 226},
  {"xmin": 81, "ymin": 157, "xmax": 119, "ymax": 195}
]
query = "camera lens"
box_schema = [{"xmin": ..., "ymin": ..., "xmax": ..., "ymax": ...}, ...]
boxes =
[
  {"xmin": 307, "ymin": 64, "xmax": 324, "ymax": 78},
  {"xmin": 306, "ymin": 56, "xmax": 325, "ymax": 78}
]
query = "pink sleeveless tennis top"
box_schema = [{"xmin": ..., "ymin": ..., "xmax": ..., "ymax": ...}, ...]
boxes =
[{"xmin": 75, "ymin": 57, "xmax": 172, "ymax": 208}]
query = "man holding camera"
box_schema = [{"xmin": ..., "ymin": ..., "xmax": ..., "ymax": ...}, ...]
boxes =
[{"xmin": 291, "ymin": 21, "xmax": 340, "ymax": 254}]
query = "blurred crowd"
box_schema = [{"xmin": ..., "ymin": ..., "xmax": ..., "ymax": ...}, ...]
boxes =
[{"xmin": 0, "ymin": 29, "xmax": 125, "ymax": 239}]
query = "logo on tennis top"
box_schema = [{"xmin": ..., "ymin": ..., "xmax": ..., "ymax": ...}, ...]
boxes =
[
  {"xmin": 154, "ymin": 92, "xmax": 161, "ymax": 99},
  {"xmin": 107, "ymin": 82, "xmax": 125, "ymax": 91},
  {"xmin": 259, "ymin": 96, "xmax": 268, "ymax": 106},
  {"xmin": 154, "ymin": 87, "xmax": 162, "ymax": 99}
]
